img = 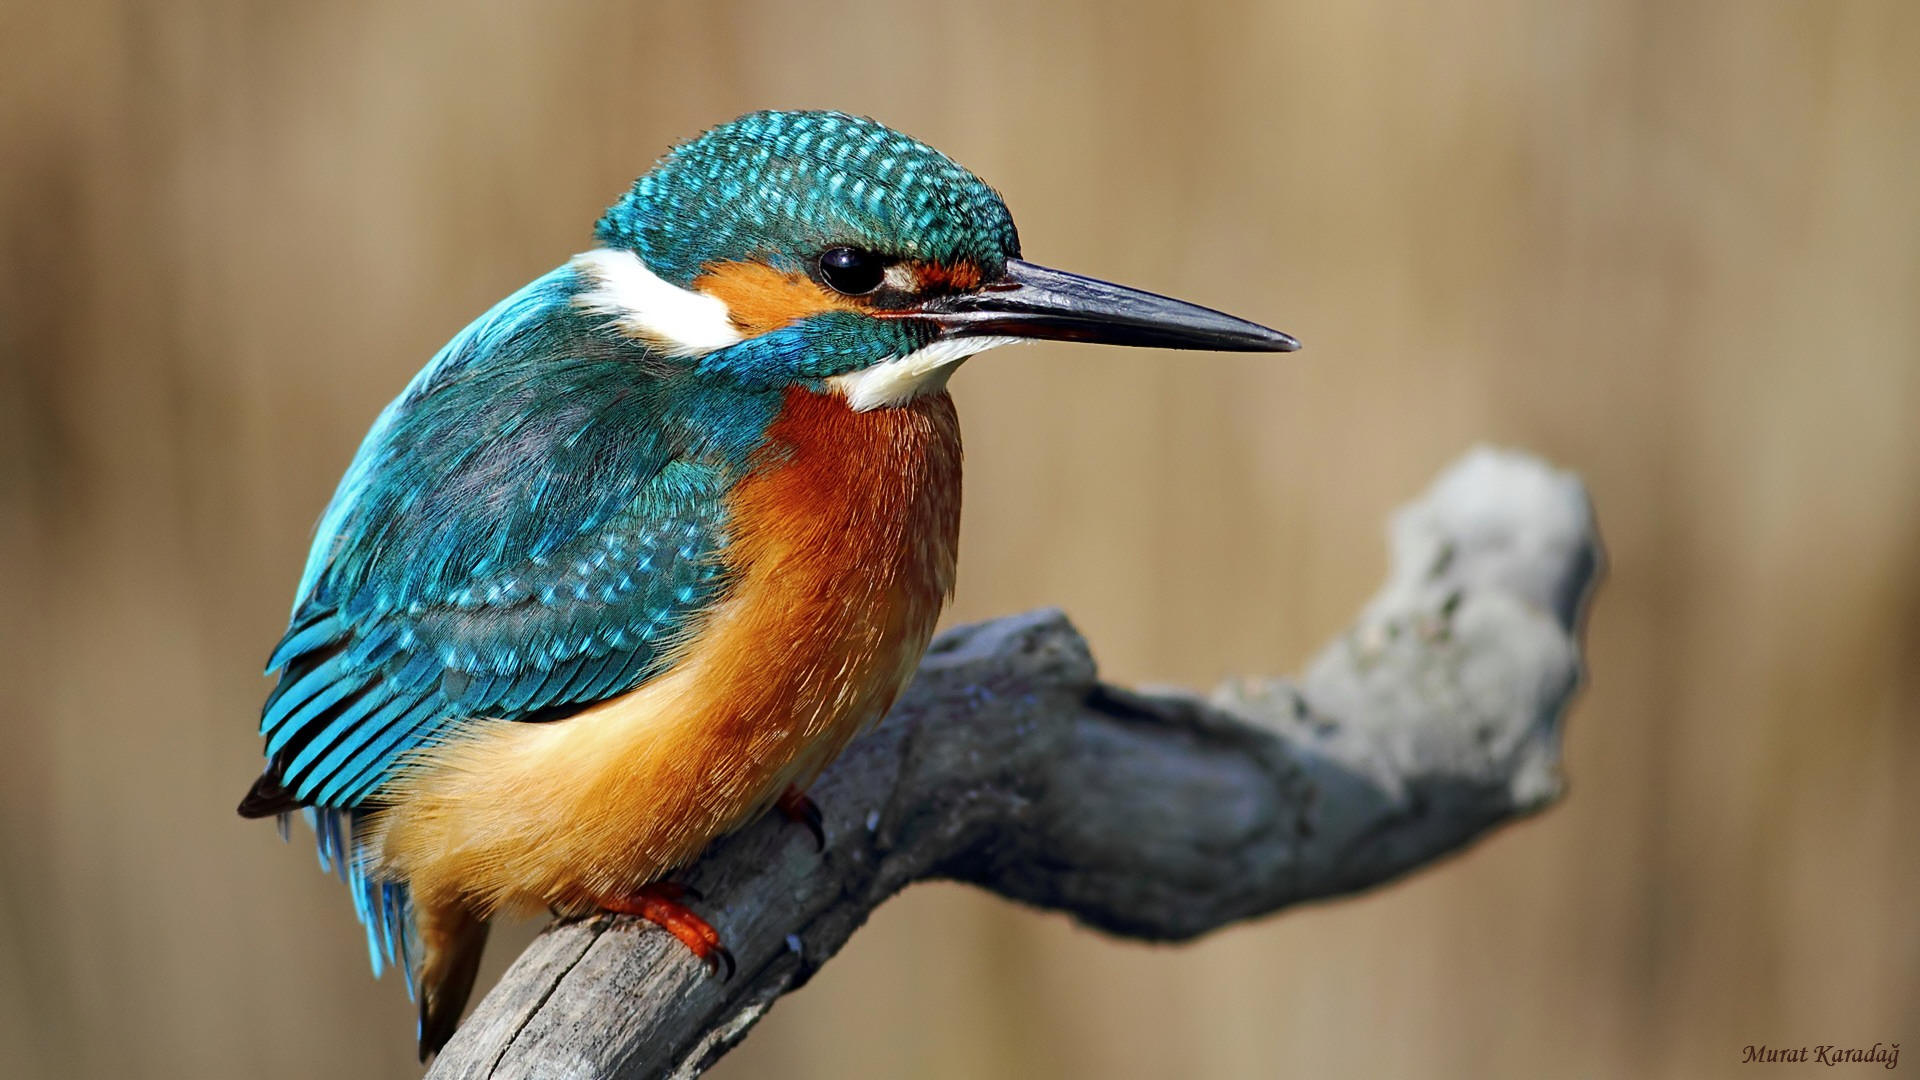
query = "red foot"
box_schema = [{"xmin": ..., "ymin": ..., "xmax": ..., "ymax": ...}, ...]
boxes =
[
  {"xmin": 600, "ymin": 882, "xmax": 734, "ymax": 979},
  {"xmin": 777, "ymin": 785, "xmax": 825, "ymax": 851}
]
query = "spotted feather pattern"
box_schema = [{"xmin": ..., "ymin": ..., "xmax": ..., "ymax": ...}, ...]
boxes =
[
  {"xmin": 258, "ymin": 269, "xmax": 765, "ymax": 809},
  {"xmin": 252, "ymin": 265, "xmax": 780, "ymax": 972},
  {"xmin": 597, "ymin": 110, "xmax": 1021, "ymax": 286}
]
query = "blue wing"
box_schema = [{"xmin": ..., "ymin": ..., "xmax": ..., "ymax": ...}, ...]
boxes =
[{"xmin": 243, "ymin": 265, "xmax": 776, "ymax": 814}]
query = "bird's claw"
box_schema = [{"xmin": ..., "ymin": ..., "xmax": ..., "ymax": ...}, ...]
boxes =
[{"xmin": 598, "ymin": 882, "xmax": 732, "ymax": 979}]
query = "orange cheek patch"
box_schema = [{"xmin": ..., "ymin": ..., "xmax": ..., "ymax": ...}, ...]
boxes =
[
  {"xmin": 691, "ymin": 258, "xmax": 990, "ymax": 338},
  {"xmin": 912, "ymin": 260, "xmax": 985, "ymax": 292},
  {"xmin": 693, "ymin": 261, "xmax": 861, "ymax": 337}
]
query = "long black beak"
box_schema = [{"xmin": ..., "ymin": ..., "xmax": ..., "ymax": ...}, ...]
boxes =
[{"xmin": 915, "ymin": 258, "xmax": 1299, "ymax": 352}]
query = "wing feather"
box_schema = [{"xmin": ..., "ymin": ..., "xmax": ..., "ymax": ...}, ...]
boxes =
[{"xmin": 244, "ymin": 265, "xmax": 779, "ymax": 815}]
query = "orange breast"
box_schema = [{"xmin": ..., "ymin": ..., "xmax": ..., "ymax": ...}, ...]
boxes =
[
  {"xmin": 661, "ymin": 385, "xmax": 964, "ymax": 820},
  {"xmin": 374, "ymin": 387, "xmax": 963, "ymax": 916}
]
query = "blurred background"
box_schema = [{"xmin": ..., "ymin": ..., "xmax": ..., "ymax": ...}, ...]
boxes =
[{"xmin": 3, "ymin": 1, "xmax": 1916, "ymax": 1077}]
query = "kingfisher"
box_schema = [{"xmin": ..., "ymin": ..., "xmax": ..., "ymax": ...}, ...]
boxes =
[{"xmin": 237, "ymin": 109, "xmax": 1297, "ymax": 1058}]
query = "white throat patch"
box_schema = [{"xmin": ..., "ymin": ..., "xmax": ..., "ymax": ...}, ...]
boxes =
[
  {"xmin": 569, "ymin": 247, "xmax": 742, "ymax": 357},
  {"xmin": 827, "ymin": 336, "xmax": 1024, "ymax": 411}
]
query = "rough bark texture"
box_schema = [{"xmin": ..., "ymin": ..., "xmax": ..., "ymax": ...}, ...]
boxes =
[{"xmin": 425, "ymin": 447, "xmax": 1601, "ymax": 1080}]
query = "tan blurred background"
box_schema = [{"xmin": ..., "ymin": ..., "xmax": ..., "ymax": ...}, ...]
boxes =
[{"xmin": 3, "ymin": 1, "xmax": 1916, "ymax": 1077}]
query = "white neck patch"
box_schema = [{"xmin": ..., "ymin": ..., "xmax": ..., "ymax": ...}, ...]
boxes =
[
  {"xmin": 827, "ymin": 335, "xmax": 1023, "ymax": 411},
  {"xmin": 570, "ymin": 246, "xmax": 1019, "ymax": 409},
  {"xmin": 569, "ymin": 247, "xmax": 742, "ymax": 357}
]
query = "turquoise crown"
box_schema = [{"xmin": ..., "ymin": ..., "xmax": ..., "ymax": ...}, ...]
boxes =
[{"xmin": 596, "ymin": 110, "xmax": 1021, "ymax": 285}]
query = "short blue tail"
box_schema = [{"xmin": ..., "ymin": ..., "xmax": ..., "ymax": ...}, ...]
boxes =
[{"xmin": 290, "ymin": 808, "xmax": 417, "ymax": 994}]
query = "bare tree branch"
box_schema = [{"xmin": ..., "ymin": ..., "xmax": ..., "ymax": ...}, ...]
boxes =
[{"xmin": 425, "ymin": 447, "xmax": 1601, "ymax": 1080}]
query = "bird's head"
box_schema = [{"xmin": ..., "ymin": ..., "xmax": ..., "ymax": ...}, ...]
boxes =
[{"xmin": 580, "ymin": 110, "xmax": 1297, "ymax": 409}]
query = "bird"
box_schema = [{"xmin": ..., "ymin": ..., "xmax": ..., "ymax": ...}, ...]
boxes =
[{"xmin": 237, "ymin": 109, "xmax": 1297, "ymax": 1059}]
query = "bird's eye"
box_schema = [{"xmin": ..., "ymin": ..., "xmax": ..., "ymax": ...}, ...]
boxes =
[{"xmin": 819, "ymin": 247, "xmax": 886, "ymax": 296}]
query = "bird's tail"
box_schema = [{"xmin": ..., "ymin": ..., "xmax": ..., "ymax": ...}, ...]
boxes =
[{"xmin": 416, "ymin": 900, "xmax": 490, "ymax": 1062}]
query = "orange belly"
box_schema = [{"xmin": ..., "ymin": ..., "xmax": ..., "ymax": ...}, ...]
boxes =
[{"xmin": 369, "ymin": 388, "xmax": 962, "ymax": 917}]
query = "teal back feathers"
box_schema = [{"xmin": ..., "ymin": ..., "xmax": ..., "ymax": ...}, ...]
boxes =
[{"xmin": 248, "ymin": 263, "xmax": 769, "ymax": 980}]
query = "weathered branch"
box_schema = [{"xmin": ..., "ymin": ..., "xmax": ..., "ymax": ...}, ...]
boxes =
[{"xmin": 426, "ymin": 447, "xmax": 1601, "ymax": 1080}]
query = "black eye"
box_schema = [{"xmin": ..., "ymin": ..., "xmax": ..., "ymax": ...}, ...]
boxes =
[{"xmin": 819, "ymin": 246, "xmax": 885, "ymax": 295}]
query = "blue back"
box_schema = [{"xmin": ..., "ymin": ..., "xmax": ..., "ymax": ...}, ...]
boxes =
[
  {"xmin": 260, "ymin": 265, "xmax": 789, "ymax": 809},
  {"xmin": 258, "ymin": 265, "xmax": 783, "ymax": 976}
]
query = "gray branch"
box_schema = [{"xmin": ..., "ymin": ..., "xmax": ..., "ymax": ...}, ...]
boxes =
[{"xmin": 426, "ymin": 447, "xmax": 1601, "ymax": 1080}]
